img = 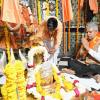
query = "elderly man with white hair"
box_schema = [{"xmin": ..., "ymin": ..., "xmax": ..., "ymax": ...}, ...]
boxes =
[{"xmin": 66, "ymin": 22, "xmax": 100, "ymax": 83}]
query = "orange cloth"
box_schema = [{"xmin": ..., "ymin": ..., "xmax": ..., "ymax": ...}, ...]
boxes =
[
  {"xmin": 89, "ymin": 33, "xmax": 100, "ymax": 49},
  {"xmin": 77, "ymin": 33, "xmax": 100, "ymax": 59},
  {"xmin": 21, "ymin": 6, "xmax": 31, "ymax": 26},
  {"xmin": 89, "ymin": 0, "xmax": 98, "ymax": 14},
  {"xmin": 92, "ymin": 91, "xmax": 100, "ymax": 100},
  {"xmin": 61, "ymin": 0, "xmax": 73, "ymax": 22},
  {"xmin": 80, "ymin": 0, "xmax": 98, "ymax": 14},
  {"xmin": 1, "ymin": 0, "xmax": 25, "ymax": 24},
  {"xmin": 80, "ymin": 0, "xmax": 84, "ymax": 9},
  {"xmin": 1, "ymin": 0, "xmax": 20, "ymax": 23}
]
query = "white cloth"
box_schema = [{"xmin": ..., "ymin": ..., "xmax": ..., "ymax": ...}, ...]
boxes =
[
  {"xmin": 0, "ymin": 75, "xmax": 6, "ymax": 85},
  {"xmin": 0, "ymin": 51, "xmax": 7, "ymax": 72},
  {"xmin": 48, "ymin": 48, "xmax": 60, "ymax": 65},
  {"xmin": 89, "ymin": 45, "xmax": 100, "ymax": 62},
  {"xmin": 63, "ymin": 73, "xmax": 100, "ymax": 91}
]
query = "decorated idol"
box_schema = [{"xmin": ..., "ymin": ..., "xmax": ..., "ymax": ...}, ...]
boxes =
[{"xmin": 26, "ymin": 61, "xmax": 86, "ymax": 100}]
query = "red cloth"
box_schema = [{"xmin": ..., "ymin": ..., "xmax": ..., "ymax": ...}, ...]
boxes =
[
  {"xmin": 61, "ymin": 0, "xmax": 73, "ymax": 22},
  {"xmin": 41, "ymin": 96, "xmax": 45, "ymax": 100},
  {"xmin": 26, "ymin": 82, "xmax": 36, "ymax": 89}
]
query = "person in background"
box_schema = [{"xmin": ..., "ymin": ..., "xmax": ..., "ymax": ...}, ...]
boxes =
[
  {"xmin": 66, "ymin": 22, "xmax": 100, "ymax": 83},
  {"xmin": 38, "ymin": 16, "xmax": 63, "ymax": 65}
]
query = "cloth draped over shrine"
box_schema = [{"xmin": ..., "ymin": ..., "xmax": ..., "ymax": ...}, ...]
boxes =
[
  {"xmin": 61, "ymin": 0, "xmax": 73, "ymax": 22},
  {"xmin": 80, "ymin": 0, "xmax": 98, "ymax": 14},
  {"xmin": 1, "ymin": 0, "xmax": 25, "ymax": 24},
  {"xmin": 80, "ymin": 0, "xmax": 98, "ymax": 22}
]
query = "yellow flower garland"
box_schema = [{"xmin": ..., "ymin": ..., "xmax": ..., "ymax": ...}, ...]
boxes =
[
  {"xmin": 37, "ymin": 0, "xmax": 41, "ymax": 24},
  {"xmin": 68, "ymin": 21, "xmax": 71, "ymax": 51},
  {"xmin": 28, "ymin": 46, "xmax": 49, "ymax": 66},
  {"xmin": 62, "ymin": 76, "xmax": 74, "ymax": 91},
  {"xmin": 4, "ymin": 25, "xmax": 11, "ymax": 62},
  {"xmin": 0, "ymin": 0, "xmax": 2, "ymax": 7},
  {"xmin": 1, "ymin": 84, "xmax": 7, "ymax": 100},
  {"xmin": 56, "ymin": 0, "xmax": 58, "ymax": 18},
  {"xmin": 46, "ymin": 0, "xmax": 49, "ymax": 16},
  {"xmin": 76, "ymin": 0, "xmax": 81, "ymax": 50},
  {"xmin": 35, "ymin": 67, "xmax": 62, "ymax": 99},
  {"xmin": 1, "ymin": 63, "xmax": 17, "ymax": 100},
  {"xmin": 15, "ymin": 60, "xmax": 26, "ymax": 100},
  {"xmin": 1, "ymin": 60, "xmax": 26, "ymax": 100}
]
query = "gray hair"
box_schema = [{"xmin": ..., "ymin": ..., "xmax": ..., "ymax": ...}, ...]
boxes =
[{"xmin": 86, "ymin": 22, "xmax": 98, "ymax": 31}]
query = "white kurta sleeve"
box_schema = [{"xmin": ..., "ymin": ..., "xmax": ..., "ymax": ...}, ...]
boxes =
[{"xmin": 88, "ymin": 46, "xmax": 100, "ymax": 62}]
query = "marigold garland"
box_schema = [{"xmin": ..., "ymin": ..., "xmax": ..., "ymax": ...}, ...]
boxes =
[
  {"xmin": 15, "ymin": 60, "xmax": 26, "ymax": 100},
  {"xmin": 34, "ymin": 67, "xmax": 76, "ymax": 99},
  {"xmin": 28, "ymin": 46, "xmax": 49, "ymax": 66},
  {"xmin": 37, "ymin": 0, "xmax": 41, "ymax": 24},
  {"xmin": 56, "ymin": 0, "xmax": 58, "ymax": 18},
  {"xmin": 62, "ymin": 76, "xmax": 74, "ymax": 91},
  {"xmin": 68, "ymin": 21, "xmax": 71, "ymax": 51},
  {"xmin": 4, "ymin": 25, "xmax": 11, "ymax": 62},
  {"xmin": 0, "ymin": 0, "xmax": 2, "ymax": 7},
  {"xmin": 1, "ymin": 84, "xmax": 7, "ymax": 100},
  {"xmin": 1, "ymin": 63, "xmax": 17, "ymax": 100},
  {"xmin": 1, "ymin": 60, "xmax": 26, "ymax": 100},
  {"xmin": 46, "ymin": 0, "xmax": 49, "ymax": 16},
  {"xmin": 76, "ymin": 0, "xmax": 81, "ymax": 50},
  {"xmin": 63, "ymin": 22, "xmax": 67, "ymax": 54},
  {"xmin": 35, "ymin": 67, "xmax": 62, "ymax": 99}
]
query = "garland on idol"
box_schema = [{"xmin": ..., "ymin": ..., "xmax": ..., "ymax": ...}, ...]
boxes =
[
  {"xmin": 28, "ymin": 46, "xmax": 49, "ymax": 67},
  {"xmin": 27, "ymin": 62, "xmax": 86, "ymax": 100},
  {"xmin": 35, "ymin": 67, "xmax": 62, "ymax": 99}
]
